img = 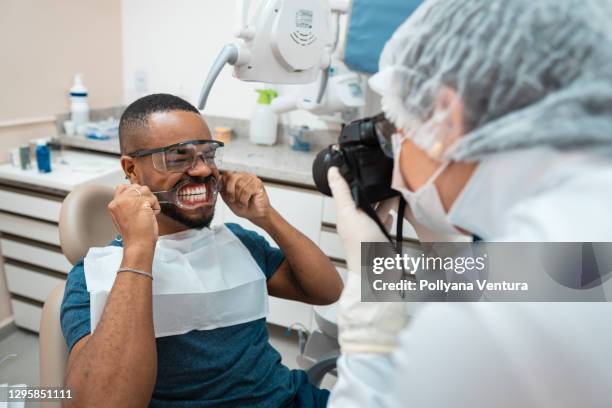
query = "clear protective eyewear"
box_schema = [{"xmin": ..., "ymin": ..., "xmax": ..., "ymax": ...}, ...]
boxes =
[{"xmin": 128, "ymin": 139, "xmax": 224, "ymax": 173}]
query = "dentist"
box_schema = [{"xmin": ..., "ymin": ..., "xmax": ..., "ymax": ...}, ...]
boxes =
[{"xmin": 327, "ymin": 0, "xmax": 612, "ymax": 406}]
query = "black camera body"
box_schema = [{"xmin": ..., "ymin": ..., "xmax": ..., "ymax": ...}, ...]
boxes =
[{"xmin": 312, "ymin": 116, "xmax": 398, "ymax": 208}]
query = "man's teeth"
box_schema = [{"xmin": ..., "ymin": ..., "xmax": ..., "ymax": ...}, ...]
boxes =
[{"xmin": 178, "ymin": 185, "xmax": 208, "ymax": 203}]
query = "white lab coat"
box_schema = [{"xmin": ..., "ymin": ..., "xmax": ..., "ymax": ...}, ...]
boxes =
[{"xmin": 329, "ymin": 147, "xmax": 612, "ymax": 408}]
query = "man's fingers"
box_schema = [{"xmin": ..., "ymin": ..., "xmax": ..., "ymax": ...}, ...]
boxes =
[
  {"xmin": 222, "ymin": 172, "xmax": 238, "ymax": 202},
  {"xmin": 147, "ymin": 195, "xmax": 162, "ymax": 215},
  {"xmin": 114, "ymin": 183, "xmax": 131, "ymax": 197},
  {"xmin": 116, "ymin": 184, "xmax": 160, "ymax": 214},
  {"xmin": 124, "ymin": 184, "xmax": 145, "ymax": 198},
  {"xmin": 141, "ymin": 196, "xmax": 159, "ymax": 213},
  {"xmin": 237, "ymin": 179, "xmax": 255, "ymax": 207}
]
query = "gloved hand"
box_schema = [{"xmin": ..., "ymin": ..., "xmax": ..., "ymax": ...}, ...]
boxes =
[{"xmin": 328, "ymin": 167, "xmax": 409, "ymax": 354}]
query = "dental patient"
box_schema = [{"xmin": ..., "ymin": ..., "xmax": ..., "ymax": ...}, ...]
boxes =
[{"xmin": 60, "ymin": 94, "xmax": 343, "ymax": 407}]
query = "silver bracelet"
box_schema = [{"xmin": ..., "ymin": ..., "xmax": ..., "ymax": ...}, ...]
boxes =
[{"xmin": 117, "ymin": 267, "xmax": 153, "ymax": 280}]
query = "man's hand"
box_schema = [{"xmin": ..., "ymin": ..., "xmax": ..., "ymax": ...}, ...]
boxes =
[
  {"xmin": 108, "ymin": 184, "xmax": 161, "ymax": 251},
  {"xmin": 221, "ymin": 172, "xmax": 272, "ymax": 226}
]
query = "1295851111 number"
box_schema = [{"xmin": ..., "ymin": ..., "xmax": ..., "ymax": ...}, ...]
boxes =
[{"xmin": 4, "ymin": 387, "xmax": 73, "ymax": 401}]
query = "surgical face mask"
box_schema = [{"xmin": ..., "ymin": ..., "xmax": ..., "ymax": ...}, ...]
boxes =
[{"xmin": 391, "ymin": 134, "xmax": 461, "ymax": 235}]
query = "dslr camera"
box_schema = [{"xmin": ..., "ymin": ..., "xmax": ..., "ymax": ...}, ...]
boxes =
[{"xmin": 312, "ymin": 113, "xmax": 398, "ymax": 209}]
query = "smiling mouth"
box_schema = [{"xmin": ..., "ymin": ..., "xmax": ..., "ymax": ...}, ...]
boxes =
[{"xmin": 177, "ymin": 182, "xmax": 211, "ymax": 207}]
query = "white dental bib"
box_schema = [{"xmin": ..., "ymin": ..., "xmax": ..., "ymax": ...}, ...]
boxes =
[{"xmin": 84, "ymin": 225, "xmax": 268, "ymax": 337}]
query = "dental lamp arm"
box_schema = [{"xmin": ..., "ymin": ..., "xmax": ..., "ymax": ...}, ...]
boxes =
[
  {"xmin": 316, "ymin": 65, "xmax": 330, "ymax": 104},
  {"xmin": 198, "ymin": 44, "xmax": 240, "ymax": 110},
  {"xmin": 271, "ymin": 94, "xmax": 299, "ymax": 114}
]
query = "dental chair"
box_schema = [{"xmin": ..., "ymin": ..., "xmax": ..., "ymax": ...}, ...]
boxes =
[
  {"xmin": 298, "ymin": 302, "xmax": 342, "ymax": 388},
  {"xmin": 39, "ymin": 183, "xmax": 338, "ymax": 398},
  {"xmin": 39, "ymin": 184, "xmax": 115, "ymax": 407}
]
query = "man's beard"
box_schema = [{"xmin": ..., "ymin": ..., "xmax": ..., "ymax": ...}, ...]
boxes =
[
  {"xmin": 161, "ymin": 203, "xmax": 215, "ymax": 229},
  {"xmin": 160, "ymin": 175, "xmax": 217, "ymax": 229}
]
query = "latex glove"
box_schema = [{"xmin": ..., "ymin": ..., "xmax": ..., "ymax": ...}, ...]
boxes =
[{"xmin": 328, "ymin": 167, "xmax": 409, "ymax": 354}]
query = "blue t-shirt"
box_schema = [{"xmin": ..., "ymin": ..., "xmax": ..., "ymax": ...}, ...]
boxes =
[{"xmin": 60, "ymin": 223, "xmax": 329, "ymax": 407}]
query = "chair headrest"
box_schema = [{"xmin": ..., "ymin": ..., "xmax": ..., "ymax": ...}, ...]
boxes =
[{"xmin": 59, "ymin": 184, "xmax": 116, "ymax": 265}]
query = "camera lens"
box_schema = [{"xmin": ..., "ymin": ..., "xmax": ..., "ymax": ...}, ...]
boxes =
[
  {"xmin": 312, "ymin": 146, "xmax": 331, "ymax": 196},
  {"xmin": 312, "ymin": 146, "xmax": 341, "ymax": 197}
]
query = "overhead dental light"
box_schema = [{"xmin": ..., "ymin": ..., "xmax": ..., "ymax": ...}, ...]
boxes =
[{"xmin": 198, "ymin": 0, "xmax": 350, "ymax": 110}]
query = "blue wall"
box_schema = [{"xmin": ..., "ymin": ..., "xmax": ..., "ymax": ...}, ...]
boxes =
[{"xmin": 344, "ymin": 0, "xmax": 423, "ymax": 74}]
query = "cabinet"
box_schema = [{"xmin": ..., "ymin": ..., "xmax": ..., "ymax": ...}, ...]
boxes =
[
  {"xmin": 0, "ymin": 190, "xmax": 67, "ymax": 332},
  {"xmin": 0, "ymin": 151, "xmax": 124, "ymax": 333}
]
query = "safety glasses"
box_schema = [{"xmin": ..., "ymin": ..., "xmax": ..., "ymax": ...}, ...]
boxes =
[
  {"xmin": 373, "ymin": 113, "xmax": 397, "ymax": 158},
  {"xmin": 127, "ymin": 139, "xmax": 224, "ymax": 173}
]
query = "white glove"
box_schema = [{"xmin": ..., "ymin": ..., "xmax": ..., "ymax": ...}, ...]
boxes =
[{"xmin": 328, "ymin": 167, "xmax": 409, "ymax": 354}]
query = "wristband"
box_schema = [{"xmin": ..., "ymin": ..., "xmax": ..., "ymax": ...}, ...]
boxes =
[{"xmin": 117, "ymin": 267, "xmax": 153, "ymax": 280}]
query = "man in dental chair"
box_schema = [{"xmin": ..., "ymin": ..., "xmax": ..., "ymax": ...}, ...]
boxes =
[{"xmin": 60, "ymin": 93, "xmax": 343, "ymax": 408}]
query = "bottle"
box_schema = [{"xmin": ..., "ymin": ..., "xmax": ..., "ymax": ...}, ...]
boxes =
[
  {"xmin": 35, "ymin": 140, "xmax": 52, "ymax": 173},
  {"xmin": 214, "ymin": 127, "xmax": 233, "ymax": 145},
  {"xmin": 70, "ymin": 74, "xmax": 90, "ymax": 135},
  {"xmin": 249, "ymin": 89, "xmax": 279, "ymax": 145}
]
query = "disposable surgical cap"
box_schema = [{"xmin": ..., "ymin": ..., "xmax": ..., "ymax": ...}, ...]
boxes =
[{"xmin": 369, "ymin": 0, "xmax": 612, "ymax": 161}]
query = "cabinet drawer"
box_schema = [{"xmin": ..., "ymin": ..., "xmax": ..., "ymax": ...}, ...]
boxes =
[
  {"xmin": 322, "ymin": 196, "xmax": 336, "ymax": 225},
  {"xmin": 11, "ymin": 299, "xmax": 43, "ymax": 333},
  {"xmin": 5, "ymin": 263, "xmax": 65, "ymax": 303},
  {"xmin": 268, "ymin": 296, "xmax": 313, "ymax": 330},
  {"xmin": 0, "ymin": 238, "xmax": 72, "ymax": 274},
  {"xmin": 0, "ymin": 212, "xmax": 60, "ymax": 245},
  {"xmin": 0, "ymin": 189, "xmax": 62, "ymax": 222},
  {"xmin": 319, "ymin": 229, "xmax": 345, "ymax": 260}
]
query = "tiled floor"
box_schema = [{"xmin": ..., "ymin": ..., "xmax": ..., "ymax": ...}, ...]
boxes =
[
  {"xmin": 0, "ymin": 324, "xmax": 335, "ymax": 406},
  {"xmin": 0, "ymin": 329, "xmax": 39, "ymax": 388}
]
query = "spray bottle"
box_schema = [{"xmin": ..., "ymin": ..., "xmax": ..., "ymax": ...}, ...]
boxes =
[{"xmin": 249, "ymin": 89, "xmax": 278, "ymax": 145}]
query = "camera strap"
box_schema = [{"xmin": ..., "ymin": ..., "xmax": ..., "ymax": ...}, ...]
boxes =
[
  {"xmin": 353, "ymin": 183, "xmax": 409, "ymax": 300},
  {"xmin": 351, "ymin": 182, "xmax": 406, "ymax": 251}
]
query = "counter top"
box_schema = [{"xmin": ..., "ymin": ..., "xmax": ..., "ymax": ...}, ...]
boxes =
[
  {"xmin": 57, "ymin": 134, "xmax": 328, "ymax": 188},
  {"xmin": 0, "ymin": 150, "xmax": 123, "ymax": 193},
  {"xmin": 221, "ymin": 138, "xmax": 320, "ymax": 187}
]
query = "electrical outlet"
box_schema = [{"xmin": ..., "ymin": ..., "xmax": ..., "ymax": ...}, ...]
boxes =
[{"xmin": 134, "ymin": 70, "xmax": 148, "ymax": 95}]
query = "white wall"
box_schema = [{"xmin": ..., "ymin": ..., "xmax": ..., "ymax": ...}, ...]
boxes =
[
  {"xmin": 0, "ymin": 0, "xmax": 123, "ymax": 162},
  {"xmin": 121, "ymin": 0, "xmax": 335, "ymax": 130}
]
